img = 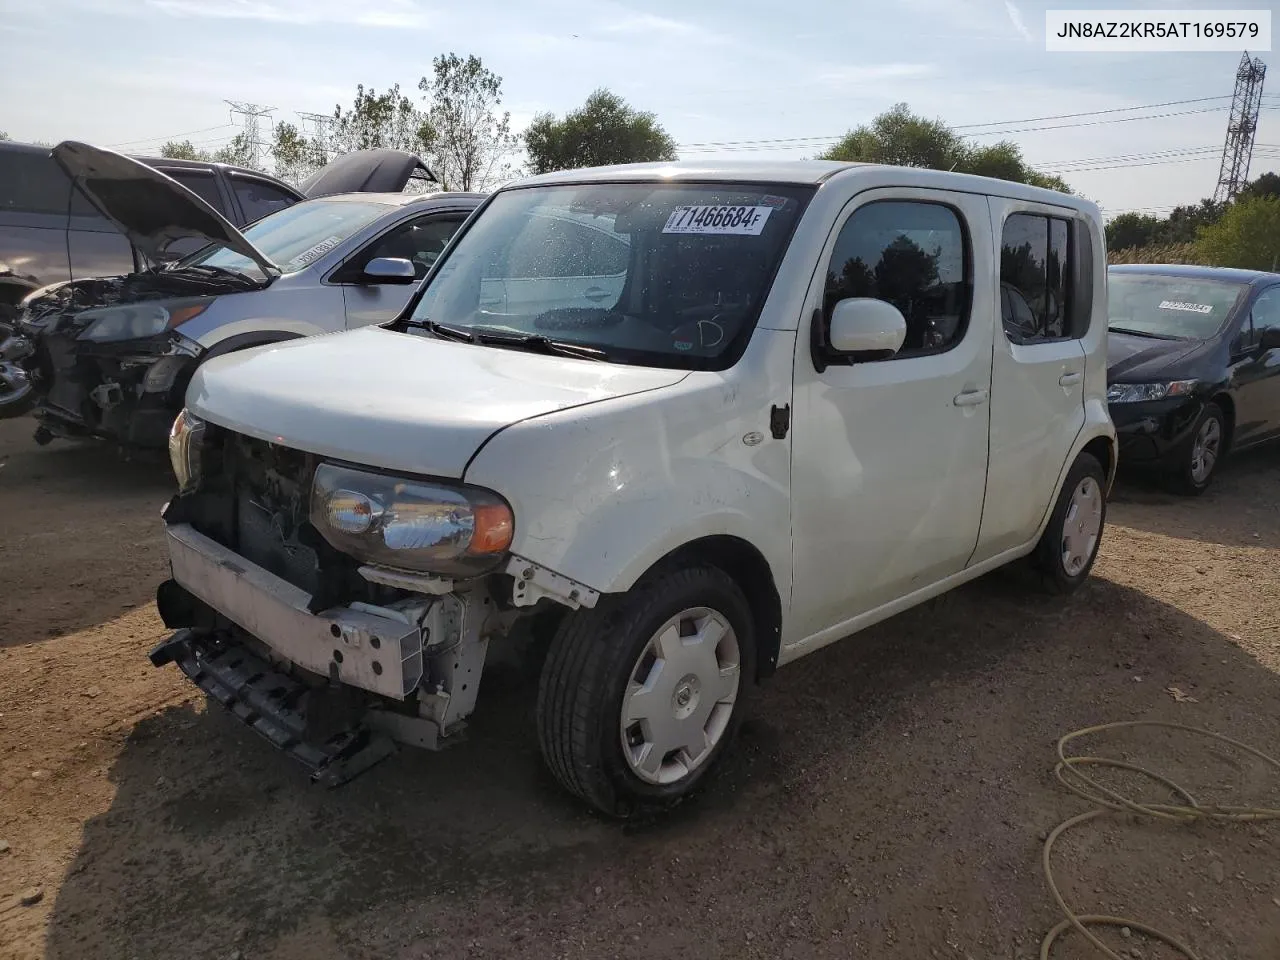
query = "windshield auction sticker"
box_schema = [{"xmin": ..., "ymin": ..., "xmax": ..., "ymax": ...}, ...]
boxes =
[
  {"xmin": 662, "ymin": 205, "xmax": 773, "ymax": 235},
  {"xmin": 1158, "ymin": 300, "xmax": 1214, "ymax": 314},
  {"xmin": 1045, "ymin": 9, "xmax": 1270, "ymax": 51},
  {"xmin": 288, "ymin": 236, "xmax": 343, "ymax": 269}
]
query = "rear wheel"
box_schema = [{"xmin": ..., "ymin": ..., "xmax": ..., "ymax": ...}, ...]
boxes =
[
  {"xmin": 536, "ymin": 565, "xmax": 754, "ymax": 818},
  {"xmin": 1168, "ymin": 402, "xmax": 1225, "ymax": 496},
  {"xmin": 1032, "ymin": 452, "xmax": 1106, "ymax": 595}
]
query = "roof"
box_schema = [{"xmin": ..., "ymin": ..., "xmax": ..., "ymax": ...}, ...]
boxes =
[
  {"xmin": 313, "ymin": 190, "xmax": 486, "ymax": 207},
  {"xmin": 1108, "ymin": 263, "xmax": 1280, "ymax": 286},
  {"xmin": 509, "ymin": 159, "xmax": 1090, "ymax": 211}
]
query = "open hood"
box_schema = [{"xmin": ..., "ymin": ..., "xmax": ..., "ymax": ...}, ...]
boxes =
[
  {"xmin": 300, "ymin": 149, "xmax": 438, "ymax": 198},
  {"xmin": 51, "ymin": 141, "xmax": 280, "ymax": 277}
]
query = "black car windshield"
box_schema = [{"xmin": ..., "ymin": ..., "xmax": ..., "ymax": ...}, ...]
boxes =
[
  {"xmin": 176, "ymin": 199, "xmax": 392, "ymax": 278},
  {"xmin": 1107, "ymin": 272, "xmax": 1247, "ymax": 340},
  {"xmin": 406, "ymin": 182, "xmax": 813, "ymax": 368}
]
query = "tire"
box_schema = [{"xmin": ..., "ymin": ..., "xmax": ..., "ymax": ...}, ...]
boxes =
[
  {"xmin": 1167, "ymin": 402, "xmax": 1225, "ymax": 496},
  {"xmin": 1032, "ymin": 452, "xmax": 1107, "ymax": 595},
  {"xmin": 536, "ymin": 564, "xmax": 755, "ymax": 818}
]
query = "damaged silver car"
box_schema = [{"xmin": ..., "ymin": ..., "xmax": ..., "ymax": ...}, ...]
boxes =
[{"xmin": 0, "ymin": 142, "xmax": 482, "ymax": 449}]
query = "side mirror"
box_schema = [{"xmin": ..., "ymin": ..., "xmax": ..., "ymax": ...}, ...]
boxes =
[
  {"xmin": 828, "ymin": 298, "xmax": 908, "ymax": 355},
  {"xmin": 362, "ymin": 257, "xmax": 417, "ymax": 285},
  {"xmin": 1260, "ymin": 327, "xmax": 1280, "ymax": 352}
]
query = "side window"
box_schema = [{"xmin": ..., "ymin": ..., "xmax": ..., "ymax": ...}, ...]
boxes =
[
  {"xmin": 501, "ymin": 216, "xmax": 629, "ymax": 279},
  {"xmin": 337, "ymin": 215, "xmax": 466, "ymax": 282},
  {"xmin": 1252, "ymin": 288, "xmax": 1280, "ymax": 335},
  {"xmin": 1000, "ymin": 212, "xmax": 1073, "ymax": 343},
  {"xmin": 822, "ymin": 199, "xmax": 971, "ymax": 357},
  {"xmin": 232, "ymin": 177, "xmax": 298, "ymax": 224},
  {"xmin": 164, "ymin": 170, "xmax": 227, "ymax": 216},
  {"xmin": 0, "ymin": 150, "xmax": 72, "ymax": 215}
]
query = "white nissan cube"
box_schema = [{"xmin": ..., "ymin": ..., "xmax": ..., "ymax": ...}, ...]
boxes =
[{"xmin": 152, "ymin": 160, "xmax": 1117, "ymax": 817}]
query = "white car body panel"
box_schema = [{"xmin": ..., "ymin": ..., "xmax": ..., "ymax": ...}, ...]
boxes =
[{"xmin": 185, "ymin": 326, "xmax": 689, "ymax": 478}]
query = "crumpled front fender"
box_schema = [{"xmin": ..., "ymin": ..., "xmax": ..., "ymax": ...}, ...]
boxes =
[{"xmin": 0, "ymin": 331, "xmax": 37, "ymax": 418}]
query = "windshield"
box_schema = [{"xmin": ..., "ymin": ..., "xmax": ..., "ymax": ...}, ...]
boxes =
[
  {"xmin": 177, "ymin": 199, "xmax": 392, "ymax": 278},
  {"xmin": 1106, "ymin": 272, "xmax": 1247, "ymax": 340},
  {"xmin": 406, "ymin": 182, "xmax": 814, "ymax": 368}
]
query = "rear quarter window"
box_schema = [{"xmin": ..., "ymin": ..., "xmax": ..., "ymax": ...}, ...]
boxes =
[{"xmin": 0, "ymin": 149, "xmax": 72, "ymax": 215}]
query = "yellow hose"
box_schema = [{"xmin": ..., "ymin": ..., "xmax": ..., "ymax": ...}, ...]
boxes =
[{"xmin": 1041, "ymin": 721, "xmax": 1280, "ymax": 960}]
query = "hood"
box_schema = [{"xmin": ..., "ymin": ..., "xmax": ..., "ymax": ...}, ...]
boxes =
[
  {"xmin": 300, "ymin": 149, "xmax": 437, "ymax": 198},
  {"xmin": 1106, "ymin": 331, "xmax": 1207, "ymax": 383},
  {"xmin": 185, "ymin": 327, "xmax": 689, "ymax": 478},
  {"xmin": 51, "ymin": 141, "xmax": 280, "ymax": 276}
]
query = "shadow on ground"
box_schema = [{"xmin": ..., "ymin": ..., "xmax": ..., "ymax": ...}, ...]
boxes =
[
  {"xmin": 44, "ymin": 576, "xmax": 1280, "ymax": 960},
  {"xmin": 1108, "ymin": 442, "xmax": 1280, "ymax": 549}
]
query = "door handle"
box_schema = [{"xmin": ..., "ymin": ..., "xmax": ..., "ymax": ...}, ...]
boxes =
[
  {"xmin": 1059, "ymin": 371, "xmax": 1082, "ymax": 387},
  {"xmin": 583, "ymin": 286, "xmax": 611, "ymax": 303},
  {"xmin": 953, "ymin": 389, "xmax": 989, "ymax": 407}
]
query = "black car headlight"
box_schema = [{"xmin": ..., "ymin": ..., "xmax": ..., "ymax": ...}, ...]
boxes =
[
  {"xmin": 1106, "ymin": 380, "xmax": 1197, "ymax": 404},
  {"xmin": 168, "ymin": 408, "xmax": 207, "ymax": 493},
  {"xmin": 77, "ymin": 299, "xmax": 213, "ymax": 343},
  {"xmin": 311, "ymin": 463, "xmax": 514, "ymax": 577}
]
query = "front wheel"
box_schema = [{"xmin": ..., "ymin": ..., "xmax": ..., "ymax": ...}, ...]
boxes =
[
  {"xmin": 1032, "ymin": 452, "xmax": 1107, "ymax": 595},
  {"xmin": 1168, "ymin": 402, "xmax": 1225, "ymax": 496},
  {"xmin": 536, "ymin": 565, "xmax": 754, "ymax": 818}
]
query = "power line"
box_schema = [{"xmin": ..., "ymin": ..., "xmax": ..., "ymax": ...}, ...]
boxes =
[{"xmin": 106, "ymin": 123, "xmax": 236, "ymax": 149}]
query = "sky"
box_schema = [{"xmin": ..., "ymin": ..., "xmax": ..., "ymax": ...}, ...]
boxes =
[{"xmin": 1, "ymin": 0, "xmax": 1277, "ymax": 219}]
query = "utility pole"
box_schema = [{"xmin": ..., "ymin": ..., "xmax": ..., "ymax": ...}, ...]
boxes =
[
  {"xmin": 225, "ymin": 101, "xmax": 275, "ymax": 169},
  {"xmin": 1212, "ymin": 52, "xmax": 1266, "ymax": 204}
]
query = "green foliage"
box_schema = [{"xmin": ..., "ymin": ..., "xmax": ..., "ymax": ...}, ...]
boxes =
[
  {"xmin": 1107, "ymin": 242, "xmax": 1206, "ymax": 265},
  {"xmin": 270, "ymin": 122, "xmax": 327, "ymax": 186},
  {"xmin": 208, "ymin": 133, "xmax": 259, "ymax": 168},
  {"xmin": 1194, "ymin": 196, "xmax": 1280, "ymax": 271},
  {"xmin": 0, "ymin": 131, "xmax": 9, "ymax": 141},
  {"xmin": 819, "ymin": 103, "xmax": 1069, "ymax": 192},
  {"xmin": 1238, "ymin": 171, "xmax": 1280, "ymax": 202},
  {"xmin": 330, "ymin": 83, "xmax": 432, "ymax": 156},
  {"xmin": 524, "ymin": 88, "xmax": 677, "ymax": 175},
  {"xmin": 159, "ymin": 139, "xmax": 207, "ymax": 161},
  {"xmin": 419, "ymin": 53, "xmax": 516, "ymax": 191}
]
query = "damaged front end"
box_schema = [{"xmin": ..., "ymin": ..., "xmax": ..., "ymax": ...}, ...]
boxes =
[
  {"xmin": 0, "ymin": 273, "xmax": 247, "ymax": 448},
  {"xmin": 151, "ymin": 419, "xmax": 599, "ymax": 785}
]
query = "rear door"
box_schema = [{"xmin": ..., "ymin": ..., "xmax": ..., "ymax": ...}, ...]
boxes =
[
  {"xmin": 332, "ymin": 211, "xmax": 471, "ymax": 328},
  {"xmin": 0, "ymin": 148, "xmax": 75, "ymax": 297},
  {"xmin": 970, "ymin": 202, "xmax": 1089, "ymax": 564},
  {"xmin": 228, "ymin": 174, "xmax": 301, "ymax": 226}
]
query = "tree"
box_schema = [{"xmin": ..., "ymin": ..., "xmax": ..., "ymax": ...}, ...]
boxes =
[
  {"xmin": 1195, "ymin": 196, "xmax": 1280, "ymax": 271},
  {"xmin": 524, "ymin": 88, "xmax": 677, "ymax": 175},
  {"xmin": 1106, "ymin": 212, "xmax": 1162, "ymax": 251},
  {"xmin": 271, "ymin": 121, "xmax": 326, "ymax": 186},
  {"xmin": 419, "ymin": 53, "xmax": 516, "ymax": 191},
  {"xmin": 0, "ymin": 131, "xmax": 9, "ymax": 141},
  {"xmin": 209, "ymin": 133, "xmax": 260, "ymax": 169},
  {"xmin": 159, "ymin": 139, "xmax": 207, "ymax": 161},
  {"xmin": 1240, "ymin": 171, "xmax": 1280, "ymax": 202},
  {"xmin": 820, "ymin": 103, "xmax": 1070, "ymax": 192},
  {"xmin": 329, "ymin": 83, "xmax": 432, "ymax": 157}
]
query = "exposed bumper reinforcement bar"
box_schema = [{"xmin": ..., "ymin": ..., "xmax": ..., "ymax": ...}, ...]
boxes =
[{"xmin": 149, "ymin": 628, "xmax": 396, "ymax": 787}]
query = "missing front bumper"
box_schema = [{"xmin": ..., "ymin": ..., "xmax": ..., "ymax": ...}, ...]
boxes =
[{"xmin": 149, "ymin": 628, "xmax": 397, "ymax": 787}]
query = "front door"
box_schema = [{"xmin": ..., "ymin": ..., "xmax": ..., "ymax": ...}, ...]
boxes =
[
  {"xmin": 789, "ymin": 188, "xmax": 995, "ymax": 644},
  {"xmin": 970, "ymin": 203, "xmax": 1089, "ymax": 563},
  {"xmin": 1231, "ymin": 284, "xmax": 1280, "ymax": 447},
  {"xmin": 339, "ymin": 213, "xmax": 468, "ymax": 328}
]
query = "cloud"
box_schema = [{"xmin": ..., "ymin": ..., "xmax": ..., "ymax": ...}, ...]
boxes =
[
  {"xmin": 812, "ymin": 63, "xmax": 939, "ymax": 86},
  {"xmin": 143, "ymin": 0, "xmax": 431, "ymax": 28},
  {"xmin": 1004, "ymin": 0, "xmax": 1033, "ymax": 41}
]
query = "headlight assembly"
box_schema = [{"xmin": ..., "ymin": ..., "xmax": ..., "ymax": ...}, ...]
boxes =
[
  {"xmin": 1106, "ymin": 380, "xmax": 1197, "ymax": 404},
  {"xmin": 311, "ymin": 463, "xmax": 514, "ymax": 577},
  {"xmin": 77, "ymin": 299, "xmax": 213, "ymax": 343},
  {"xmin": 168, "ymin": 408, "xmax": 207, "ymax": 493}
]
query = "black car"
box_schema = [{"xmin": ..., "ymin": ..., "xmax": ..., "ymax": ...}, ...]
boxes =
[{"xmin": 1107, "ymin": 263, "xmax": 1280, "ymax": 494}]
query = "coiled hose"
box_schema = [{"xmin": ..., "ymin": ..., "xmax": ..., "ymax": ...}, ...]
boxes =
[{"xmin": 1042, "ymin": 721, "xmax": 1280, "ymax": 959}]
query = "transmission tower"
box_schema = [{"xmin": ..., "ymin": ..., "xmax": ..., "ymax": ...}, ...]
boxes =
[
  {"xmin": 1212, "ymin": 52, "xmax": 1266, "ymax": 203},
  {"xmin": 225, "ymin": 101, "xmax": 275, "ymax": 168},
  {"xmin": 296, "ymin": 111, "xmax": 334, "ymax": 163}
]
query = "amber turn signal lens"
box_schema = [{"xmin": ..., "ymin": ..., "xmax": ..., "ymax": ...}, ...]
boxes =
[{"xmin": 471, "ymin": 503, "xmax": 514, "ymax": 554}]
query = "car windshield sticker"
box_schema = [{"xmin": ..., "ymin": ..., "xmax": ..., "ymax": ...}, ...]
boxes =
[
  {"xmin": 288, "ymin": 236, "xmax": 343, "ymax": 269},
  {"xmin": 759, "ymin": 195, "xmax": 791, "ymax": 209},
  {"xmin": 662, "ymin": 205, "xmax": 773, "ymax": 236},
  {"xmin": 1158, "ymin": 300, "xmax": 1214, "ymax": 314}
]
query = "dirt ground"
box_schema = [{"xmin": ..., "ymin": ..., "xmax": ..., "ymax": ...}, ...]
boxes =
[{"xmin": 1, "ymin": 417, "xmax": 1278, "ymax": 960}]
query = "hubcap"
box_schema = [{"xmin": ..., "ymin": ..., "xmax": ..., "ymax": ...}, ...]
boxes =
[
  {"xmin": 620, "ymin": 607, "xmax": 741, "ymax": 785},
  {"xmin": 1189, "ymin": 416, "xmax": 1221, "ymax": 484},
  {"xmin": 1060, "ymin": 477, "xmax": 1103, "ymax": 577}
]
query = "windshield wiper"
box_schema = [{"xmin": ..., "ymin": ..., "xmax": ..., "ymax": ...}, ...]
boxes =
[
  {"xmin": 1109, "ymin": 326, "xmax": 1182, "ymax": 340},
  {"xmin": 168, "ymin": 263, "xmax": 261, "ymax": 287},
  {"xmin": 414, "ymin": 320, "xmax": 608, "ymax": 360}
]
